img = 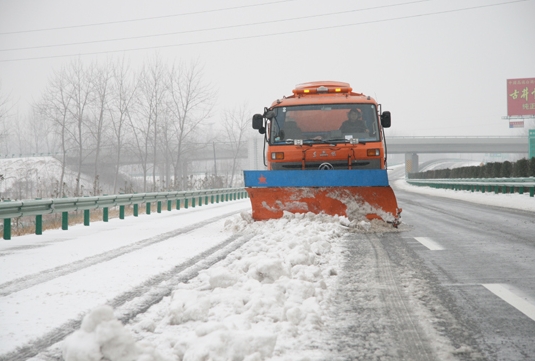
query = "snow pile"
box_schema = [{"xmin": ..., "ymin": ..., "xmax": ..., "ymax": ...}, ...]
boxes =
[
  {"xmin": 62, "ymin": 211, "xmax": 373, "ymax": 361},
  {"xmin": 62, "ymin": 305, "xmax": 164, "ymax": 361}
]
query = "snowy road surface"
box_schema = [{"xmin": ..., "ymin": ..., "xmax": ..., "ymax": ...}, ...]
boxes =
[{"xmin": 1, "ymin": 176, "xmax": 534, "ymax": 360}]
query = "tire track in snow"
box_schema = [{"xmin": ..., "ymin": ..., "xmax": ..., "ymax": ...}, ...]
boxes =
[
  {"xmin": 329, "ymin": 233, "xmax": 448, "ymax": 360},
  {"xmin": 0, "ymin": 210, "xmax": 243, "ymax": 297},
  {"xmin": 0, "ymin": 231, "xmax": 255, "ymax": 361},
  {"xmin": 369, "ymin": 235, "xmax": 436, "ymax": 361}
]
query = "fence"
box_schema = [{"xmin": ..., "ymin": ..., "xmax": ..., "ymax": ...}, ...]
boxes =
[
  {"xmin": 1, "ymin": 188, "xmax": 248, "ymax": 240},
  {"xmin": 406, "ymin": 177, "xmax": 535, "ymax": 197}
]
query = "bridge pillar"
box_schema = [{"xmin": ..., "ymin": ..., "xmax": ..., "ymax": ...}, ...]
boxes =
[{"xmin": 405, "ymin": 153, "xmax": 419, "ymax": 174}]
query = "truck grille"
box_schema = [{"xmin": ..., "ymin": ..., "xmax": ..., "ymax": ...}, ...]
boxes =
[{"xmin": 271, "ymin": 159, "xmax": 381, "ymax": 170}]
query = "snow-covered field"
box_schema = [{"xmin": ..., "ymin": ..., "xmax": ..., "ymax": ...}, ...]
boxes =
[
  {"xmin": 0, "ymin": 156, "xmax": 94, "ymax": 199},
  {"xmin": 0, "ymin": 174, "xmax": 533, "ymax": 361}
]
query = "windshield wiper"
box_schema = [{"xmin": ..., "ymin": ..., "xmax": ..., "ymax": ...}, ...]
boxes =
[{"xmin": 324, "ymin": 138, "xmax": 368, "ymax": 145}]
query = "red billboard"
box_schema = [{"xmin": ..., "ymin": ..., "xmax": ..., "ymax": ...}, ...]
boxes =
[{"xmin": 507, "ymin": 78, "xmax": 535, "ymax": 116}]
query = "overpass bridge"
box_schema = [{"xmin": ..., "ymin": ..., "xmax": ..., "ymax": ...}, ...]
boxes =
[
  {"xmin": 3, "ymin": 137, "xmax": 529, "ymax": 178},
  {"xmin": 385, "ymin": 136, "xmax": 529, "ymax": 172}
]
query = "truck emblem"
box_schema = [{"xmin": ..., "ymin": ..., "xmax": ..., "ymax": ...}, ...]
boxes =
[{"xmin": 318, "ymin": 163, "xmax": 334, "ymax": 170}]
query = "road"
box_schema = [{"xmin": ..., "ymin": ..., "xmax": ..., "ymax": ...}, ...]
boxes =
[
  {"xmin": 343, "ymin": 164, "xmax": 535, "ymax": 360},
  {"xmin": 1, "ymin": 179, "xmax": 534, "ymax": 360},
  {"xmin": 385, "ymin": 185, "xmax": 535, "ymax": 360}
]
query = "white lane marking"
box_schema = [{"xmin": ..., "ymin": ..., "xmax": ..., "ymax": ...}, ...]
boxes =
[
  {"xmin": 483, "ymin": 284, "xmax": 535, "ymax": 322},
  {"xmin": 413, "ymin": 237, "xmax": 444, "ymax": 250}
]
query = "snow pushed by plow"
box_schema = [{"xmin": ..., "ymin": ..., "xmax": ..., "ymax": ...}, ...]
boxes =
[{"xmin": 62, "ymin": 211, "xmax": 391, "ymax": 361}]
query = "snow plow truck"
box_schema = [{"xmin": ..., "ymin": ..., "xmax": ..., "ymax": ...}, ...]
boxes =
[{"xmin": 243, "ymin": 81, "xmax": 401, "ymax": 226}]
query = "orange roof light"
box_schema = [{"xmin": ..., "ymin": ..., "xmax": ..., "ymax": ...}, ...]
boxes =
[{"xmin": 292, "ymin": 86, "xmax": 352, "ymax": 95}]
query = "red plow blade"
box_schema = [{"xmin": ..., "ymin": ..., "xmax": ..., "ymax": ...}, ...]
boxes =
[{"xmin": 244, "ymin": 169, "xmax": 401, "ymax": 226}]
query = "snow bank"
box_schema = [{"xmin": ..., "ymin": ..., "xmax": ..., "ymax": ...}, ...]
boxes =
[
  {"xmin": 62, "ymin": 211, "xmax": 394, "ymax": 361},
  {"xmin": 394, "ymin": 179, "xmax": 535, "ymax": 213}
]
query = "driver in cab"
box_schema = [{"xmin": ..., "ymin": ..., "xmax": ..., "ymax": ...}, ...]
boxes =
[{"xmin": 339, "ymin": 108, "xmax": 368, "ymax": 134}]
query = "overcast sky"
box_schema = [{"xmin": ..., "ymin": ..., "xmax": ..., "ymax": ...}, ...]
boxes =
[{"xmin": 1, "ymin": 0, "xmax": 534, "ymax": 137}]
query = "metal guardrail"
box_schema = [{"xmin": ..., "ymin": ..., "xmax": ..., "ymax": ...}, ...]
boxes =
[
  {"xmin": 406, "ymin": 177, "xmax": 535, "ymax": 198},
  {"xmin": 1, "ymin": 188, "xmax": 248, "ymax": 240}
]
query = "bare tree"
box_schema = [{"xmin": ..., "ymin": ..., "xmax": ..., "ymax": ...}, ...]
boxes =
[
  {"xmin": 88, "ymin": 61, "xmax": 113, "ymax": 195},
  {"xmin": 166, "ymin": 60, "xmax": 216, "ymax": 189},
  {"xmin": 109, "ymin": 57, "xmax": 137, "ymax": 193},
  {"xmin": 129, "ymin": 57, "xmax": 166, "ymax": 191},
  {"xmin": 222, "ymin": 103, "xmax": 251, "ymax": 187},
  {"xmin": 157, "ymin": 110, "xmax": 174, "ymax": 190},
  {"xmin": 0, "ymin": 81, "xmax": 15, "ymax": 154},
  {"xmin": 36, "ymin": 67, "xmax": 73, "ymax": 197},
  {"xmin": 27, "ymin": 106, "xmax": 58, "ymax": 155},
  {"xmin": 11, "ymin": 113, "xmax": 32, "ymax": 155},
  {"xmin": 64, "ymin": 59, "xmax": 95, "ymax": 196}
]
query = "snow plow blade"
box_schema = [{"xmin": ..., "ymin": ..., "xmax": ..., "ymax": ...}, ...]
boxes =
[{"xmin": 244, "ymin": 170, "xmax": 401, "ymax": 226}]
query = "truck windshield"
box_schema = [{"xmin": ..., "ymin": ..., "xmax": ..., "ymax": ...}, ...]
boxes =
[{"xmin": 269, "ymin": 104, "xmax": 380, "ymax": 144}]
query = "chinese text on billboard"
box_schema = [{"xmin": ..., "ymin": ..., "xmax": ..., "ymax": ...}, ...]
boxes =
[{"xmin": 507, "ymin": 78, "xmax": 535, "ymax": 116}]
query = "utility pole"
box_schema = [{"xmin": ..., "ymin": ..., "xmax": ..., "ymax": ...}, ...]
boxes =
[{"xmin": 213, "ymin": 142, "xmax": 217, "ymax": 176}]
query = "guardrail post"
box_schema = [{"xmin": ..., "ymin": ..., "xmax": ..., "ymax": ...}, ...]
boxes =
[
  {"xmin": 176, "ymin": 199, "xmax": 181, "ymax": 210},
  {"xmin": 84, "ymin": 209, "xmax": 90, "ymax": 226},
  {"xmin": 3, "ymin": 218, "xmax": 11, "ymax": 240},
  {"xmin": 199, "ymin": 196, "xmax": 203, "ymax": 206},
  {"xmin": 146, "ymin": 202, "xmax": 151, "ymax": 215},
  {"xmin": 192, "ymin": 197, "xmax": 195, "ymax": 208},
  {"xmin": 185, "ymin": 198, "xmax": 189, "ymax": 208},
  {"xmin": 157, "ymin": 201, "xmax": 162, "ymax": 213},
  {"xmin": 36, "ymin": 214, "xmax": 42, "ymax": 235},
  {"xmin": 102, "ymin": 194, "xmax": 109, "ymax": 222},
  {"xmin": 216, "ymin": 194, "xmax": 220, "ymax": 203},
  {"xmin": 133, "ymin": 204, "xmax": 139, "ymax": 217},
  {"xmin": 205, "ymin": 195, "xmax": 209, "ymax": 205},
  {"xmin": 211, "ymin": 195, "xmax": 214, "ymax": 204},
  {"xmin": 530, "ymin": 187, "xmax": 534, "ymax": 197},
  {"xmin": 518, "ymin": 187, "xmax": 524, "ymax": 195},
  {"xmin": 167, "ymin": 200, "xmax": 172, "ymax": 211},
  {"xmin": 62, "ymin": 211, "xmax": 68, "ymax": 230},
  {"xmin": 120, "ymin": 205, "xmax": 125, "ymax": 219}
]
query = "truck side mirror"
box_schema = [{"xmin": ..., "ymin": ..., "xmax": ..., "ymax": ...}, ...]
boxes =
[
  {"xmin": 252, "ymin": 114, "xmax": 266, "ymax": 134},
  {"xmin": 381, "ymin": 111, "xmax": 391, "ymax": 128}
]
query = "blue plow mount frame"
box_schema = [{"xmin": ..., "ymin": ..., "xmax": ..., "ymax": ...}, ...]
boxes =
[{"xmin": 244, "ymin": 169, "xmax": 390, "ymax": 188}]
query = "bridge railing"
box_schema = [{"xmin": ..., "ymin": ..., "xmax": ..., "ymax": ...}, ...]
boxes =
[
  {"xmin": 406, "ymin": 177, "xmax": 535, "ymax": 198},
  {"xmin": 1, "ymin": 188, "xmax": 248, "ymax": 240}
]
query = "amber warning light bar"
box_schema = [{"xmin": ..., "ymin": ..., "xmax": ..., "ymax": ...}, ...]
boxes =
[{"xmin": 292, "ymin": 85, "xmax": 352, "ymax": 95}]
